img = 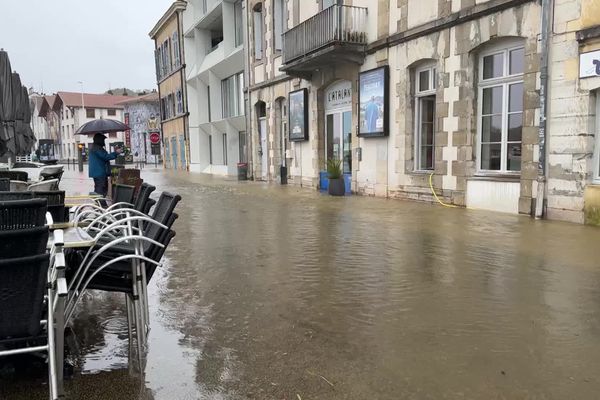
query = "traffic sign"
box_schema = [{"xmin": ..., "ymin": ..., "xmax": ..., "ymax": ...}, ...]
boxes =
[{"xmin": 149, "ymin": 132, "xmax": 160, "ymax": 144}]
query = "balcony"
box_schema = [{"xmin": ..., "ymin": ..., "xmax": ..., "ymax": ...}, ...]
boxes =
[{"xmin": 281, "ymin": 5, "xmax": 368, "ymax": 77}]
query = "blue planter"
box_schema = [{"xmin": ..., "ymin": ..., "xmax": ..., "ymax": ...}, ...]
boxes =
[
  {"xmin": 319, "ymin": 171, "xmax": 329, "ymax": 191},
  {"xmin": 343, "ymin": 173, "xmax": 351, "ymax": 195}
]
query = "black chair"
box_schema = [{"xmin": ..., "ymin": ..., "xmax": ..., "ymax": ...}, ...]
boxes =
[
  {"xmin": 143, "ymin": 198, "xmax": 156, "ymax": 215},
  {"xmin": 0, "ymin": 226, "xmax": 49, "ymax": 259},
  {"xmin": 0, "ymin": 254, "xmax": 49, "ymax": 338},
  {"xmin": 112, "ymin": 184, "xmax": 135, "ymax": 205},
  {"xmin": 133, "ymin": 183, "xmax": 156, "ymax": 212},
  {"xmin": 0, "ymin": 178, "xmax": 9, "ymax": 191},
  {"xmin": 0, "ymin": 199, "xmax": 48, "ymax": 230},
  {"xmin": 39, "ymin": 169, "xmax": 64, "ymax": 185},
  {"xmin": 0, "ymin": 191, "xmax": 34, "ymax": 201},
  {"xmin": 0, "ymin": 170, "xmax": 28, "ymax": 182},
  {"xmin": 33, "ymin": 191, "xmax": 68, "ymax": 223}
]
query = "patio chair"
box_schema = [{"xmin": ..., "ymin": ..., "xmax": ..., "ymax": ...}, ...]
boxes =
[
  {"xmin": 0, "ymin": 170, "xmax": 28, "ymax": 182},
  {"xmin": 0, "ymin": 191, "xmax": 34, "ymax": 201},
  {"xmin": 39, "ymin": 168, "xmax": 64, "ymax": 185},
  {"xmin": 0, "ymin": 199, "xmax": 48, "ymax": 230},
  {"xmin": 28, "ymin": 179, "xmax": 59, "ymax": 192},
  {"xmin": 112, "ymin": 183, "xmax": 135, "ymax": 205},
  {"xmin": 10, "ymin": 180, "xmax": 28, "ymax": 192},
  {"xmin": 133, "ymin": 183, "xmax": 156, "ymax": 213},
  {"xmin": 0, "ymin": 226, "xmax": 49, "ymax": 259},
  {"xmin": 33, "ymin": 191, "xmax": 68, "ymax": 223},
  {"xmin": 0, "ymin": 252, "xmax": 66, "ymax": 400},
  {"xmin": 0, "ymin": 178, "xmax": 9, "ymax": 191}
]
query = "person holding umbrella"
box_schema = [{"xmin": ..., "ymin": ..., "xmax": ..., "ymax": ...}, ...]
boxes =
[{"xmin": 89, "ymin": 133, "xmax": 122, "ymax": 196}]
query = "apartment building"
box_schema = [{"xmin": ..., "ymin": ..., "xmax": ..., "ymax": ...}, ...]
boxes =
[
  {"xmin": 182, "ymin": 0, "xmax": 246, "ymax": 176},
  {"xmin": 29, "ymin": 93, "xmax": 49, "ymax": 141},
  {"xmin": 150, "ymin": 1, "xmax": 189, "ymax": 170},
  {"xmin": 244, "ymin": 0, "xmax": 600, "ymax": 225}
]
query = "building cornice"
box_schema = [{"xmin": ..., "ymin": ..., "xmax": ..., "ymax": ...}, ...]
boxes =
[{"xmin": 149, "ymin": 0, "xmax": 187, "ymax": 39}]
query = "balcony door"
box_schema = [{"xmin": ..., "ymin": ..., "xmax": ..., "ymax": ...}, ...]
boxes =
[{"xmin": 324, "ymin": 80, "xmax": 352, "ymax": 175}]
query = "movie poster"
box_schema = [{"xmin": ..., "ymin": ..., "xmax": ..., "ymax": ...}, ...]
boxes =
[
  {"xmin": 288, "ymin": 88, "xmax": 308, "ymax": 141},
  {"xmin": 359, "ymin": 66, "xmax": 389, "ymax": 137}
]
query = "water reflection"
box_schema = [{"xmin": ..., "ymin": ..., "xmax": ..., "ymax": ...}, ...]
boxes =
[{"xmin": 2, "ymin": 168, "xmax": 600, "ymax": 399}]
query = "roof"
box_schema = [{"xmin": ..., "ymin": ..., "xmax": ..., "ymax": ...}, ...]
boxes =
[
  {"xmin": 53, "ymin": 92, "xmax": 131, "ymax": 111},
  {"xmin": 115, "ymin": 92, "xmax": 159, "ymax": 105},
  {"xmin": 149, "ymin": 1, "xmax": 187, "ymax": 39},
  {"xmin": 38, "ymin": 95, "xmax": 56, "ymax": 117}
]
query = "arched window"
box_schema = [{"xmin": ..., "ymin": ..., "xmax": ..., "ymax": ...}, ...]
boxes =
[
  {"xmin": 477, "ymin": 40, "xmax": 525, "ymax": 172},
  {"xmin": 253, "ymin": 3, "xmax": 264, "ymax": 61}
]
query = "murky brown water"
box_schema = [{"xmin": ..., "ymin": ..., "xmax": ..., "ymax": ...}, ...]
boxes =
[{"xmin": 2, "ymin": 167, "xmax": 600, "ymax": 399}]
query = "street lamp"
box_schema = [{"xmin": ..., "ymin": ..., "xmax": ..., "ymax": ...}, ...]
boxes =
[{"xmin": 76, "ymin": 81, "xmax": 85, "ymax": 172}]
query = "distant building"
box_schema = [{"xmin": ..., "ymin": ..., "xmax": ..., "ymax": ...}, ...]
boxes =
[
  {"xmin": 116, "ymin": 92, "xmax": 161, "ymax": 164},
  {"xmin": 181, "ymin": 0, "xmax": 246, "ymax": 176},
  {"xmin": 29, "ymin": 93, "xmax": 48, "ymax": 142},
  {"xmin": 149, "ymin": 0, "xmax": 189, "ymax": 170},
  {"xmin": 38, "ymin": 95, "xmax": 60, "ymax": 153},
  {"xmin": 50, "ymin": 92, "xmax": 129, "ymax": 160}
]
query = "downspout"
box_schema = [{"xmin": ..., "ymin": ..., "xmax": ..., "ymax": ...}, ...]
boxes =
[
  {"xmin": 176, "ymin": 9, "xmax": 190, "ymax": 171},
  {"xmin": 244, "ymin": 0, "xmax": 254, "ymax": 179},
  {"xmin": 535, "ymin": 0, "xmax": 552, "ymax": 218}
]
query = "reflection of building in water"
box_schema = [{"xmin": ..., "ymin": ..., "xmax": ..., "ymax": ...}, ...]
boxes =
[
  {"xmin": 116, "ymin": 93, "xmax": 161, "ymax": 164},
  {"xmin": 243, "ymin": 0, "xmax": 600, "ymax": 225}
]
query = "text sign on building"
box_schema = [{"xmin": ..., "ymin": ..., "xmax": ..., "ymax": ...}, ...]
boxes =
[
  {"xmin": 579, "ymin": 50, "xmax": 600, "ymax": 78},
  {"xmin": 124, "ymin": 113, "xmax": 131, "ymax": 147},
  {"xmin": 325, "ymin": 80, "xmax": 352, "ymax": 111}
]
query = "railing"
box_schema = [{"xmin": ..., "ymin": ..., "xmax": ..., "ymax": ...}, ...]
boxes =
[{"xmin": 282, "ymin": 5, "xmax": 368, "ymax": 65}]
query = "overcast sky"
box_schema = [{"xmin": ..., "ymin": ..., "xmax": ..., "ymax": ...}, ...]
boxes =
[{"xmin": 0, "ymin": 0, "xmax": 173, "ymax": 94}]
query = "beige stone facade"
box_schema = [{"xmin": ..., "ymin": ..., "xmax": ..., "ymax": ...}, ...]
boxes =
[
  {"xmin": 149, "ymin": 1, "xmax": 189, "ymax": 170},
  {"xmin": 246, "ymin": 0, "xmax": 600, "ymax": 224}
]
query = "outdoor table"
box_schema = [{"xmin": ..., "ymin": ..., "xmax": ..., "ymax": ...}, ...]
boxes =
[
  {"xmin": 49, "ymin": 221, "xmax": 74, "ymax": 230},
  {"xmin": 65, "ymin": 194, "xmax": 102, "ymax": 208},
  {"xmin": 47, "ymin": 227, "xmax": 94, "ymax": 249}
]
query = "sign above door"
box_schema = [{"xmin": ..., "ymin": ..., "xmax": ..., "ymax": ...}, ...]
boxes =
[{"xmin": 325, "ymin": 80, "xmax": 352, "ymax": 112}]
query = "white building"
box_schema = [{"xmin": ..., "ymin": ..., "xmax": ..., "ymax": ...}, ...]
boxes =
[
  {"xmin": 29, "ymin": 93, "xmax": 49, "ymax": 142},
  {"xmin": 52, "ymin": 92, "xmax": 130, "ymax": 160},
  {"xmin": 183, "ymin": 0, "xmax": 246, "ymax": 175}
]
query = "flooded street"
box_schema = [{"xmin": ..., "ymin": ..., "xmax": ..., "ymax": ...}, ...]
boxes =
[{"xmin": 2, "ymin": 167, "xmax": 600, "ymax": 399}]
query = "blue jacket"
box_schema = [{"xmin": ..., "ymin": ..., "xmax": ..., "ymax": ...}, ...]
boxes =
[{"xmin": 88, "ymin": 147, "xmax": 118, "ymax": 178}]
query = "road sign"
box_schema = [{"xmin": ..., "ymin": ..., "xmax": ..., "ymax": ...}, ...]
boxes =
[
  {"xmin": 151, "ymin": 143, "xmax": 161, "ymax": 156},
  {"xmin": 150, "ymin": 132, "xmax": 160, "ymax": 144}
]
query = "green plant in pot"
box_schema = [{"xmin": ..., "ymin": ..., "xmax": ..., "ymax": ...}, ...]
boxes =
[{"xmin": 326, "ymin": 158, "xmax": 345, "ymax": 196}]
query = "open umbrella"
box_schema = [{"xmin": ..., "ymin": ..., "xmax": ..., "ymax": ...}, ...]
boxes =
[{"xmin": 75, "ymin": 118, "xmax": 130, "ymax": 135}]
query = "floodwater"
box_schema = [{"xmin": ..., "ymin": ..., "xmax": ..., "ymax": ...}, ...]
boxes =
[{"xmin": 2, "ymin": 167, "xmax": 600, "ymax": 399}]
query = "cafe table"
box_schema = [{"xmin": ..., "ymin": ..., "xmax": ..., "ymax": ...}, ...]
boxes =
[{"xmin": 47, "ymin": 227, "xmax": 95, "ymax": 249}]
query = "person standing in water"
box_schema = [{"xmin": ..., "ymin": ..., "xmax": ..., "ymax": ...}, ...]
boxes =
[{"xmin": 88, "ymin": 133, "xmax": 122, "ymax": 196}]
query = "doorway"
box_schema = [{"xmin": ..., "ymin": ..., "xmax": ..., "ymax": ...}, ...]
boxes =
[
  {"xmin": 259, "ymin": 117, "xmax": 267, "ymax": 179},
  {"xmin": 171, "ymin": 136, "xmax": 178, "ymax": 169},
  {"xmin": 324, "ymin": 80, "xmax": 353, "ymax": 192}
]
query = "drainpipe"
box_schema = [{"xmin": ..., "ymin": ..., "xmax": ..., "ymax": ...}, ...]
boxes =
[{"xmin": 535, "ymin": 0, "xmax": 552, "ymax": 219}]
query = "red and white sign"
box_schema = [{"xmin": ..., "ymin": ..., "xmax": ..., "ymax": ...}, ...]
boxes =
[{"xmin": 149, "ymin": 132, "xmax": 161, "ymax": 144}]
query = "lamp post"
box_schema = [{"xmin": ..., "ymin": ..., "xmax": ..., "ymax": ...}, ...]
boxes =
[{"xmin": 77, "ymin": 81, "xmax": 85, "ymax": 172}]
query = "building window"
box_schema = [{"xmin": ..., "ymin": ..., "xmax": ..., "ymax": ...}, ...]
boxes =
[
  {"xmin": 239, "ymin": 131, "xmax": 247, "ymax": 163},
  {"xmin": 221, "ymin": 72, "xmax": 244, "ymax": 118},
  {"xmin": 253, "ymin": 3, "xmax": 263, "ymax": 61},
  {"xmin": 222, "ymin": 133, "xmax": 228, "ymax": 165},
  {"xmin": 208, "ymin": 134, "xmax": 213, "ymax": 164},
  {"xmin": 207, "ymin": 85, "xmax": 212, "ymax": 122},
  {"xmin": 414, "ymin": 65, "xmax": 436, "ymax": 171},
  {"xmin": 155, "ymin": 47, "xmax": 162, "ymax": 81},
  {"xmin": 322, "ymin": 0, "xmax": 337, "ymax": 9},
  {"xmin": 274, "ymin": 0, "xmax": 285, "ymax": 51},
  {"xmin": 176, "ymin": 90, "xmax": 183, "ymax": 115},
  {"xmin": 478, "ymin": 42, "xmax": 524, "ymax": 172},
  {"xmin": 234, "ymin": 0, "xmax": 244, "ymax": 47},
  {"xmin": 86, "ymin": 108, "xmax": 95, "ymax": 118},
  {"xmin": 172, "ymin": 31, "xmax": 180, "ymax": 67},
  {"xmin": 108, "ymin": 109, "xmax": 116, "ymax": 116}
]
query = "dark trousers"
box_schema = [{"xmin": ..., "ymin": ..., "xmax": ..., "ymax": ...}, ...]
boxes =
[{"xmin": 93, "ymin": 177, "xmax": 108, "ymax": 197}]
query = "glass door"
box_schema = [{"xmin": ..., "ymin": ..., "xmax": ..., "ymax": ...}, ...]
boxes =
[{"xmin": 326, "ymin": 111, "xmax": 352, "ymax": 174}]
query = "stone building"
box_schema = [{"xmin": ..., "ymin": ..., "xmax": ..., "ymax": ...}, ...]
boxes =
[{"xmin": 149, "ymin": 0, "xmax": 189, "ymax": 170}]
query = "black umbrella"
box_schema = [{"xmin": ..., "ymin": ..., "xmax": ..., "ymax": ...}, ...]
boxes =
[
  {"xmin": 0, "ymin": 50, "xmax": 14, "ymax": 155},
  {"xmin": 21, "ymin": 86, "xmax": 36, "ymax": 153},
  {"xmin": 4, "ymin": 71, "xmax": 23, "ymax": 154},
  {"xmin": 75, "ymin": 118, "xmax": 130, "ymax": 135}
]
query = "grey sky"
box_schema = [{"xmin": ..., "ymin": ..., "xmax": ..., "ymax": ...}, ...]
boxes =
[{"xmin": 0, "ymin": 0, "xmax": 173, "ymax": 94}]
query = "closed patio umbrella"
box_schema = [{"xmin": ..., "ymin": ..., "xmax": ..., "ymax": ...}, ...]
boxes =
[
  {"xmin": 10, "ymin": 72, "xmax": 24, "ymax": 155},
  {"xmin": 0, "ymin": 50, "xmax": 14, "ymax": 155},
  {"xmin": 21, "ymin": 86, "xmax": 36, "ymax": 153}
]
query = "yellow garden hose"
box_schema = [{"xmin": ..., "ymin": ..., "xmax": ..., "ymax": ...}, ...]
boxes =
[{"xmin": 428, "ymin": 173, "xmax": 459, "ymax": 208}]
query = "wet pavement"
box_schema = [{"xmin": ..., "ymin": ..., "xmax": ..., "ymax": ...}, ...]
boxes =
[{"xmin": 2, "ymin": 166, "xmax": 600, "ymax": 399}]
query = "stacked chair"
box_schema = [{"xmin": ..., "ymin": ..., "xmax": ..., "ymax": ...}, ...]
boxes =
[
  {"xmin": 69, "ymin": 184, "xmax": 180, "ymax": 359},
  {"xmin": 0, "ymin": 198, "xmax": 67, "ymax": 400},
  {"xmin": 0, "ymin": 178, "xmax": 9, "ymax": 191}
]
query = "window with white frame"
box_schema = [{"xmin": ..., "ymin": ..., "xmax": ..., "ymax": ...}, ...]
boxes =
[
  {"xmin": 176, "ymin": 90, "xmax": 183, "ymax": 115},
  {"xmin": 478, "ymin": 42, "xmax": 525, "ymax": 172},
  {"xmin": 172, "ymin": 31, "xmax": 180, "ymax": 67},
  {"xmin": 253, "ymin": 3, "xmax": 263, "ymax": 61},
  {"xmin": 414, "ymin": 65, "xmax": 436, "ymax": 171},
  {"xmin": 221, "ymin": 72, "xmax": 244, "ymax": 118},
  {"xmin": 234, "ymin": 1, "xmax": 244, "ymax": 47}
]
